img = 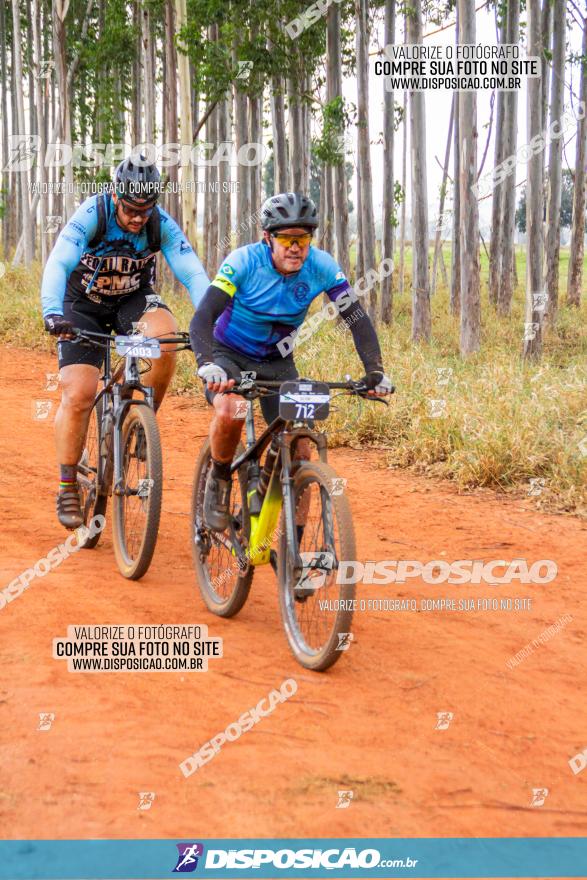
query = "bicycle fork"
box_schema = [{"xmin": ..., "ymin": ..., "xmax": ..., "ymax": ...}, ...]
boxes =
[{"xmin": 111, "ymin": 375, "xmax": 154, "ymax": 496}]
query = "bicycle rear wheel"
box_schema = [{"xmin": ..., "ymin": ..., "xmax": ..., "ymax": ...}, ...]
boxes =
[
  {"xmin": 191, "ymin": 439, "xmax": 253, "ymax": 617},
  {"xmin": 112, "ymin": 404, "xmax": 162, "ymax": 580},
  {"xmin": 77, "ymin": 395, "xmax": 109, "ymax": 550},
  {"xmin": 277, "ymin": 460, "xmax": 356, "ymax": 671}
]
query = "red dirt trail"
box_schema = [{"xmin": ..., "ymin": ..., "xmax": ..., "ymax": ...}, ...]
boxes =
[{"xmin": 0, "ymin": 347, "xmax": 586, "ymax": 849}]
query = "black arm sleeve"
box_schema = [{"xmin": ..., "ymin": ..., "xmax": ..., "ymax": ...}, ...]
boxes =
[
  {"xmin": 189, "ymin": 284, "xmax": 231, "ymax": 367},
  {"xmin": 336, "ymin": 293, "xmax": 384, "ymax": 374}
]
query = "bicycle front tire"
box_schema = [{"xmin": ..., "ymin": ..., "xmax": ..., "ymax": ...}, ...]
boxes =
[{"xmin": 112, "ymin": 404, "xmax": 162, "ymax": 580}]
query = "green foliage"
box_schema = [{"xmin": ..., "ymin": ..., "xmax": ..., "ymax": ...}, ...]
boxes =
[
  {"xmin": 309, "ymin": 153, "xmax": 354, "ymax": 214},
  {"xmin": 516, "ymin": 169, "xmax": 581, "ymax": 233},
  {"xmin": 313, "ymin": 96, "xmax": 347, "ymax": 166}
]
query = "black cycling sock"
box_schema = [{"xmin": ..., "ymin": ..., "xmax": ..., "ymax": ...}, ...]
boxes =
[
  {"xmin": 211, "ymin": 458, "xmax": 232, "ymax": 481},
  {"xmin": 59, "ymin": 464, "xmax": 77, "ymax": 492}
]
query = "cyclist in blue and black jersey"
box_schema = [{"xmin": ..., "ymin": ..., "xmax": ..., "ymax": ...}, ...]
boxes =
[
  {"xmin": 189, "ymin": 191, "xmax": 393, "ymax": 531},
  {"xmin": 41, "ymin": 156, "xmax": 209, "ymax": 530}
]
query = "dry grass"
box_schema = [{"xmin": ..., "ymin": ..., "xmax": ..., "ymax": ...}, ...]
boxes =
[{"xmin": 1, "ymin": 249, "xmax": 585, "ymax": 516}]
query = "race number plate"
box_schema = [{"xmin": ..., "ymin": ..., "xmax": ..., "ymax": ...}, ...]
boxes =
[
  {"xmin": 279, "ymin": 380, "xmax": 330, "ymax": 421},
  {"xmin": 115, "ymin": 335, "xmax": 161, "ymax": 359}
]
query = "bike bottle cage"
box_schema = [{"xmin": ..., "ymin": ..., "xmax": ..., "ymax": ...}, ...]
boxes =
[{"xmin": 88, "ymin": 193, "xmax": 161, "ymax": 253}]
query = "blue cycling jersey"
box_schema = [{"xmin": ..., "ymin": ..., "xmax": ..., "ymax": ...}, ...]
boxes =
[
  {"xmin": 210, "ymin": 241, "xmax": 350, "ymax": 358},
  {"xmin": 40, "ymin": 193, "xmax": 209, "ymax": 317}
]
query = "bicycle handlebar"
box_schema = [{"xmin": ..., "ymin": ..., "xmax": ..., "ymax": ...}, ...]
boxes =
[
  {"xmin": 228, "ymin": 377, "xmax": 394, "ymax": 403},
  {"xmin": 70, "ymin": 328, "xmax": 192, "ymax": 351}
]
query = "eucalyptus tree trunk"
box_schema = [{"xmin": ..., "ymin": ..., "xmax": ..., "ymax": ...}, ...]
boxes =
[
  {"xmin": 217, "ymin": 93, "xmax": 231, "ymax": 262},
  {"xmin": 326, "ymin": 4, "xmax": 349, "ymax": 278},
  {"xmin": 355, "ymin": 157, "xmax": 364, "ymax": 282},
  {"xmin": 567, "ymin": 14, "xmax": 587, "ymax": 308},
  {"xmin": 406, "ymin": 0, "xmax": 430, "ymax": 341},
  {"xmin": 497, "ymin": 0, "xmax": 520, "ymax": 315},
  {"xmin": 488, "ymin": 11, "xmax": 506, "ymax": 306},
  {"xmin": 458, "ymin": 0, "xmax": 480, "ymax": 356},
  {"xmin": 132, "ymin": 0, "xmax": 142, "ymax": 147},
  {"xmin": 11, "ymin": 61, "xmax": 20, "ymax": 253},
  {"xmin": 540, "ymin": 0, "xmax": 552, "ymax": 165},
  {"xmin": 355, "ymin": 0, "xmax": 377, "ymax": 319},
  {"xmin": 287, "ymin": 76, "xmax": 304, "ymax": 192},
  {"xmin": 95, "ymin": 0, "xmax": 105, "ymax": 145},
  {"xmin": 380, "ymin": 0, "xmax": 395, "ymax": 323},
  {"xmin": 164, "ymin": 0, "xmax": 179, "ymax": 223},
  {"xmin": 141, "ymin": 3, "xmax": 155, "ymax": 145},
  {"xmin": 450, "ymin": 47, "xmax": 461, "ymax": 317},
  {"xmin": 234, "ymin": 47, "xmax": 251, "ymax": 245},
  {"xmin": 205, "ymin": 104, "xmax": 218, "ymax": 275},
  {"xmin": 524, "ymin": 0, "xmax": 545, "ymax": 360},
  {"xmin": 11, "ymin": 0, "xmax": 33, "ymax": 264},
  {"xmin": 398, "ymin": 91, "xmax": 407, "ymax": 299},
  {"xmin": 431, "ymin": 95, "xmax": 454, "ymax": 296},
  {"xmin": 25, "ymin": 0, "xmax": 36, "ymax": 139},
  {"xmin": 249, "ymin": 92, "xmax": 262, "ymax": 235},
  {"xmin": 544, "ymin": 0, "xmax": 566, "ymax": 321},
  {"xmin": 203, "ymin": 129, "xmax": 211, "ymax": 272},
  {"xmin": 302, "ymin": 75, "xmax": 311, "ymax": 192},
  {"xmin": 32, "ymin": 0, "xmax": 47, "ymax": 264},
  {"xmin": 270, "ymin": 80, "xmax": 288, "ymax": 193},
  {"xmin": 0, "ymin": 0, "xmax": 11, "ymax": 255},
  {"xmin": 52, "ymin": 0, "xmax": 74, "ymax": 219},
  {"xmin": 321, "ymin": 164, "xmax": 334, "ymax": 253},
  {"xmin": 175, "ymin": 0, "xmax": 197, "ymax": 247}
]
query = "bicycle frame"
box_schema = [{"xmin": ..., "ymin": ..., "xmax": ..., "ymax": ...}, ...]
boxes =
[
  {"xmin": 92, "ymin": 340, "xmax": 155, "ymax": 496},
  {"xmin": 230, "ymin": 403, "xmax": 328, "ymax": 569}
]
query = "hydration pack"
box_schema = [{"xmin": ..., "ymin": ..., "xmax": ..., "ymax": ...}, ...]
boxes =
[{"xmin": 88, "ymin": 193, "xmax": 161, "ymax": 253}]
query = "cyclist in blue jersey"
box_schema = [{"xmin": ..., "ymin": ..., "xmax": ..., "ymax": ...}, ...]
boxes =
[
  {"xmin": 41, "ymin": 156, "xmax": 210, "ymax": 529},
  {"xmin": 189, "ymin": 192, "xmax": 393, "ymax": 531}
]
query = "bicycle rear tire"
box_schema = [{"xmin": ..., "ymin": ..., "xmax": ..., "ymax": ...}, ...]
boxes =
[
  {"xmin": 191, "ymin": 440, "xmax": 254, "ymax": 617},
  {"xmin": 77, "ymin": 396, "xmax": 108, "ymax": 550}
]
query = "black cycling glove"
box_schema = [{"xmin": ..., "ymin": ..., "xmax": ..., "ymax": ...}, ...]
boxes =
[{"xmin": 44, "ymin": 314, "xmax": 75, "ymax": 336}]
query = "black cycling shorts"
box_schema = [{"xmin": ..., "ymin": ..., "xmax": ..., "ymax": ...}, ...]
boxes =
[
  {"xmin": 204, "ymin": 341, "xmax": 298, "ymax": 425},
  {"xmin": 57, "ymin": 287, "xmax": 171, "ymax": 370}
]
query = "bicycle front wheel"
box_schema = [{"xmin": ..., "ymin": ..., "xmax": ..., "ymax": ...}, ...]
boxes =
[
  {"xmin": 112, "ymin": 404, "xmax": 162, "ymax": 580},
  {"xmin": 277, "ymin": 460, "xmax": 356, "ymax": 671}
]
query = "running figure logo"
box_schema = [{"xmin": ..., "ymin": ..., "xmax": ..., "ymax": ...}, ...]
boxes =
[
  {"xmin": 336, "ymin": 790, "xmax": 354, "ymax": 808},
  {"xmin": 137, "ymin": 791, "xmax": 156, "ymax": 810},
  {"xmin": 38, "ymin": 713, "xmax": 55, "ymax": 731},
  {"xmin": 530, "ymin": 788, "xmax": 549, "ymax": 807},
  {"xmin": 173, "ymin": 843, "xmax": 204, "ymax": 873},
  {"xmin": 336, "ymin": 632, "xmax": 354, "ymax": 652},
  {"xmin": 435, "ymin": 712, "xmax": 454, "ymax": 730}
]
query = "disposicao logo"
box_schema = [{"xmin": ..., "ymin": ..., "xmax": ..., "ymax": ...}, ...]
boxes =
[{"xmin": 173, "ymin": 843, "xmax": 204, "ymax": 873}]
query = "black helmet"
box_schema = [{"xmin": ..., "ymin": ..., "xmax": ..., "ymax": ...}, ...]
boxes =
[
  {"xmin": 114, "ymin": 155, "xmax": 161, "ymax": 207},
  {"xmin": 261, "ymin": 192, "xmax": 319, "ymax": 232}
]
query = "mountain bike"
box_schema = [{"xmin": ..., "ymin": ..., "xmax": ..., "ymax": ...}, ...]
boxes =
[
  {"xmin": 191, "ymin": 377, "xmax": 392, "ymax": 671},
  {"xmin": 73, "ymin": 328, "xmax": 191, "ymax": 579}
]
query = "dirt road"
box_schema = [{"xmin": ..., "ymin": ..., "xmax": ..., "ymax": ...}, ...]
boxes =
[{"xmin": 0, "ymin": 347, "xmax": 586, "ymax": 842}]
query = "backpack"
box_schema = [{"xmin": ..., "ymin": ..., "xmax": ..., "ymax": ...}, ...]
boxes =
[{"xmin": 88, "ymin": 192, "xmax": 161, "ymax": 253}]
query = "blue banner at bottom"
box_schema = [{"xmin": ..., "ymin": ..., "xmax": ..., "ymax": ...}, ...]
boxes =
[{"xmin": 0, "ymin": 838, "xmax": 586, "ymax": 880}]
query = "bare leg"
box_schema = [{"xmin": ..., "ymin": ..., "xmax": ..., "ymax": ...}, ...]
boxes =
[
  {"xmin": 138, "ymin": 307, "xmax": 178, "ymax": 410},
  {"xmin": 210, "ymin": 392, "xmax": 244, "ymax": 462},
  {"xmin": 55, "ymin": 364, "xmax": 100, "ymax": 465}
]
